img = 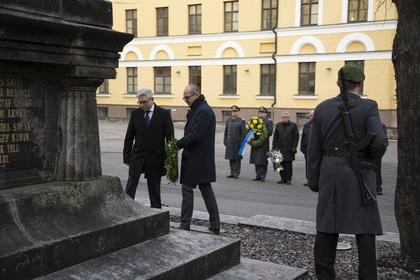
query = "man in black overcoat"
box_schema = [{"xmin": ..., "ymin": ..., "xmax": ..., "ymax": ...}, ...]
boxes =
[
  {"xmin": 300, "ymin": 110, "xmax": 314, "ymax": 186},
  {"xmin": 224, "ymin": 105, "xmax": 246, "ymax": 179},
  {"xmin": 123, "ymin": 88, "xmax": 174, "ymax": 208},
  {"xmin": 307, "ymin": 65, "xmax": 388, "ymax": 279},
  {"xmin": 249, "ymin": 106, "xmax": 273, "ymax": 182},
  {"xmin": 272, "ymin": 111, "xmax": 299, "ymax": 185},
  {"xmin": 176, "ymin": 84, "xmax": 220, "ymax": 234}
]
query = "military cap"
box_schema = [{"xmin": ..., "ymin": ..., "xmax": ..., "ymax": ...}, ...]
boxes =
[
  {"xmin": 231, "ymin": 105, "xmax": 240, "ymax": 111},
  {"xmin": 258, "ymin": 106, "xmax": 268, "ymax": 113},
  {"xmin": 338, "ymin": 65, "xmax": 365, "ymax": 83}
]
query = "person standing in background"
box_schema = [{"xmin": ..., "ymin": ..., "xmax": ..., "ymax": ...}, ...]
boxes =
[
  {"xmin": 374, "ymin": 123, "xmax": 388, "ymax": 195},
  {"xmin": 123, "ymin": 88, "xmax": 174, "ymax": 208},
  {"xmin": 176, "ymin": 84, "xmax": 220, "ymax": 235},
  {"xmin": 272, "ymin": 111, "xmax": 299, "ymax": 185},
  {"xmin": 300, "ymin": 110, "xmax": 314, "ymax": 186},
  {"xmin": 249, "ymin": 106, "xmax": 273, "ymax": 182},
  {"xmin": 224, "ymin": 105, "xmax": 246, "ymax": 179}
]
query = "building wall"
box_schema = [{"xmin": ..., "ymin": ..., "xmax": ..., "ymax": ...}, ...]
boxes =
[{"xmin": 98, "ymin": 0, "xmax": 397, "ymax": 136}]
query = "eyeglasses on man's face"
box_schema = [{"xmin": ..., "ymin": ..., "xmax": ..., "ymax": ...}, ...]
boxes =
[
  {"xmin": 183, "ymin": 93, "xmax": 196, "ymax": 101},
  {"xmin": 137, "ymin": 98, "xmax": 151, "ymax": 105}
]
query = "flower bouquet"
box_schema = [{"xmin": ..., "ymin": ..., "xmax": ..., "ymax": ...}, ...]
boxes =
[
  {"xmin": 165, "ymin": 136, "xmax": 179, "ymax": 184},
  {"xmin": 266, "ymin": 149, "xmax": 283, "ymax": 173},
  {"xmin": 245, "ymin": 117, "xmax": 268, "ymax": 148}
]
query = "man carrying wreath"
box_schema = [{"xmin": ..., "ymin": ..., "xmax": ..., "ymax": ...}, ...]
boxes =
[{"xmin": 249, "ymin": 106, "xmax": 273, "ymax": 182}]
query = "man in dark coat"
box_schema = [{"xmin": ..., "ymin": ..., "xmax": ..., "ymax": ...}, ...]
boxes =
[
  {"xmin": 176, "ymin": 84, "xmax": 220, "ymax": 234},
  {"xmin": 300, "ymin": 110, "xmax": 314, "ymax": 186},
  {"xmin": 123, "ymin": 88, "xmax": 174, "ymax": 208},
  {"xmin": 249, "ymin": 106, "xmax": 273, "ymax": 182},
  {"xmin": 224, "ymin": 105, "xmax": 246, "ymax": 179},
  {"xmin": 307, "ymin": 65, "xmax": 388, "ymax": 279},
  {"xmin": 272, "ymin": 111, "xmax": 299, "ymax": 185}
]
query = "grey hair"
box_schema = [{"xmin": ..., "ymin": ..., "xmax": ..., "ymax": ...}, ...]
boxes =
[
  {"xmin": 136, "ymin": 88, "xmax": 153, "ymax": 99},
  {"xmin": 186, "ymin": 84, "xmax": 201, "ymax": 95},
  {"xmin": 282, "ymin": 111, "xmax": 290, "ymax": 117}
]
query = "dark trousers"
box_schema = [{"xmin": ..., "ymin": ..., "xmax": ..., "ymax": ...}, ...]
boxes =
[
  {"xmin": 125, "ymin": 175, "xmax": 162, "ymax": 208},
  {"xmin": 314, "ymin": 231, "xmax": 378, "ymax": 280},
  {"xmin": 280, "ymin": 161, "xmax": 293, "ymax": 182},
  {"xmin": 229, "ymin": 159, "xmax": 241, "ymax": 178},
  {"xmin": 179, "ymin": 183, "xmax": 220, "ymax": 230},
  {"xmin": 255, "ymin": 164, "xmax": 268, "ymax": 179}
]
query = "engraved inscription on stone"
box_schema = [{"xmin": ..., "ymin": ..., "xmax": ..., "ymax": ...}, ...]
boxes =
[{"xmin": 0, "ymin": 77, "xmax": 38, "ymax": 170}]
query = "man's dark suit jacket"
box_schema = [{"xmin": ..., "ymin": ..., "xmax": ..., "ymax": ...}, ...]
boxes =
[{"xmin": 123, "ymin": 104, "xmax": 174, "ymax": 178}]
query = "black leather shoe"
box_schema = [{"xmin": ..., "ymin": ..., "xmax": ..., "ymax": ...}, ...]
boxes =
[
  {"xmin": 277, "ymin": 180, "xmax": 286, "ymax": 184},
  {"xmin": 227, "ymin": 175, "xmax": 234, "ymax": 178},
  {"xmin": 209, "ymin": 226, "xmax": 220, "ymax": 235},
  {"xmin": 252, "ymin": 178, "xmax": 261, "ymax": 181},
  {"xmin": 286, "ymin": 181, "xmax": 292, "ymax": 185}
]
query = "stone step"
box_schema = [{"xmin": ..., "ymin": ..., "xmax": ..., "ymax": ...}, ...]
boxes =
[
  {"xmin": 0, "ymin": 178, "xmax": 169, "ymax": 279},
  {"xmin": 210, "ymin": 258, "xmax": 308, "ymax": 280},
  {"xmin": 38, "ymin": 229, "xmax": 241, "ymax": 280},
  {"xmin": 169, "ymin": 222, "xmax": 309, "ymax": 280}
]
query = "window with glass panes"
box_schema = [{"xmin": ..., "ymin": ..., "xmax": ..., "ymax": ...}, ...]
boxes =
[
  {"xmin": 126, "ymin": 10, "xmax": 137, "ymax": 37},
  {"xmin": 223, "ymin": 65, "xmax": 237, "ymax": 95},
  {"xmin": 299, "ymin": 62, "xmax": 316, "ymax": 95},
  {"xmin": 345, "ymin": 60, "xmax": 365, "ymax": 94},
  {"xmin": 154, "ymin": 67, "xmax": 171, "ymax": 94},
  {"xmin": 189, "ymin": 66, "xmax": 202, "ymax": 88},
  {"xmin": 127, "ymin": 67, "xmax": 137, "ymax": 94},
  {"xmin": 189, "ymin": 4, "xmax": 202, "ymax": 34},
  {"xmin": 224, "ymin": 1, "xmax": 238, "ymax": 32},
  {"xmin": 262, "ymin": 0, "xmax": 277, "ymax": 30},
  {"xmin": 348, "ymin": 0, "xmax": 368, "ymax": 22},
  {"xmin": 301, "ymin": 0, "xmax": 318, "ymax": 25},
  {"xmin": 99, "ymin": 79, "xmax": 109, "ymax": 94},
  {"xmin": 157, "ymin": 7, "xmax": 168, "ymax": 36},
  {"xmin": 261, "ymin": 64, "xmax": 275, "ymax": 96}
]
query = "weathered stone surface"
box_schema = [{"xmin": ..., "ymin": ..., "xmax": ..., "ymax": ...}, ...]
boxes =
[
  {"xmin": 38, "ymin": 229, "xmax": 241, "ymax": 280},
  {"xmin": 0, "ymin": 0, "xmax": 133, "ymax": 186},
  {"xmin": 0, "ymin": 0, "xmax": 113, "ymax": 28},
  {"xmin": 0, "ymin": 63, "xmax": 60, "ymax": 189},
  {"xmin": 0, "ymin": 177, "xmax": 169, "ymax": 279}
]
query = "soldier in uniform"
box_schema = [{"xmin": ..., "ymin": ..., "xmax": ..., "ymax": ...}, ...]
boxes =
[
  {"xmin": 249, "ymin": 106, "xmax": 273, "ymax": 182},
  {"xmin": 224, "ymin": 105, "xmax": 246, "ymax": 179},
  {"xmin": 307, "ymin": 65, "xmax": 388, "ymax": 279}
]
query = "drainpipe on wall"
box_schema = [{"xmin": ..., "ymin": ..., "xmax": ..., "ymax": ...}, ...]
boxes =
[{"xmin": 270, "ymin": 0, "xmax": 279, "ymax": 120}]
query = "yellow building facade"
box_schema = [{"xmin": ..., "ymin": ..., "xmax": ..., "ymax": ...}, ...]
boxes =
[{"xmin": 98, "ymin": 0, "xmax": 397, "ymax": 133}]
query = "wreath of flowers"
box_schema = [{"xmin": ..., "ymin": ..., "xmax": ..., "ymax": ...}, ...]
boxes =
[
  {"xmin": 245, "ymin": 117, "xmax": 269, "ymax": 148},
  {"xmin": 266, "ymin": 149, "xmax": 284, "ymax": 174},
  {"xmin": 165, "ymin": 136, "xmax": 179, "ymax": 184}
]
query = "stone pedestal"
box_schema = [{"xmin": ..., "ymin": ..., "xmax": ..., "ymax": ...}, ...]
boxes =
[{"xmin": 0, "ymin": 0, "xmax": 133, "ymax": 188}]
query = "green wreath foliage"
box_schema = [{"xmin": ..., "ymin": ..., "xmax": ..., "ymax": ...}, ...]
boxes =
[
  {"xmin": 246, "ymin": 117, "xmax": 269, "ymax": 148},
  {"xmin": 165, "ymin": 136, "xmax": 179, "ymax": 184}
]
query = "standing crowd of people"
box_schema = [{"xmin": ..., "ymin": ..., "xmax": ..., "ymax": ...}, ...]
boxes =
[{"xmin": 122, "ymin": 64, "xmax": 388, "ymax": 279}]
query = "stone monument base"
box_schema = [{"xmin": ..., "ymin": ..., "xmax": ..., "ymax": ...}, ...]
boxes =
[{"xmin": 0, "ymin": 176, "xmax": 169, "ymax": 279}]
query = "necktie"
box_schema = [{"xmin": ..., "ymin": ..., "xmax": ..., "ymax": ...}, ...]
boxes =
[{"xmin": 145, "ymin": 111, "xmax": 151, "ymax": 127}]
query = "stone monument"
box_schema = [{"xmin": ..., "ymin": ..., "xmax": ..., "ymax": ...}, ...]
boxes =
[{"xmin": 0, "ymin": 1, "xmax": 170, "ymax": 278}]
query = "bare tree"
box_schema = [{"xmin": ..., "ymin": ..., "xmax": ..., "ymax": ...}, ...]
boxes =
[{"xmin": 392, "ymin": 0, "xmax": 420, "ymax": 263}]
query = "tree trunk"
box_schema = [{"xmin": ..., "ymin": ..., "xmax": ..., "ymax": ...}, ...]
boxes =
[{"xmin": 392, "ymin": 0, "xmax": 420, "ymax": 263}]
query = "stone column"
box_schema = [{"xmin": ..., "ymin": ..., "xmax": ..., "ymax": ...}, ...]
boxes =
[{"xmin": 56, "ymin": 77, "xmax": 103, "ymax": 181}]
